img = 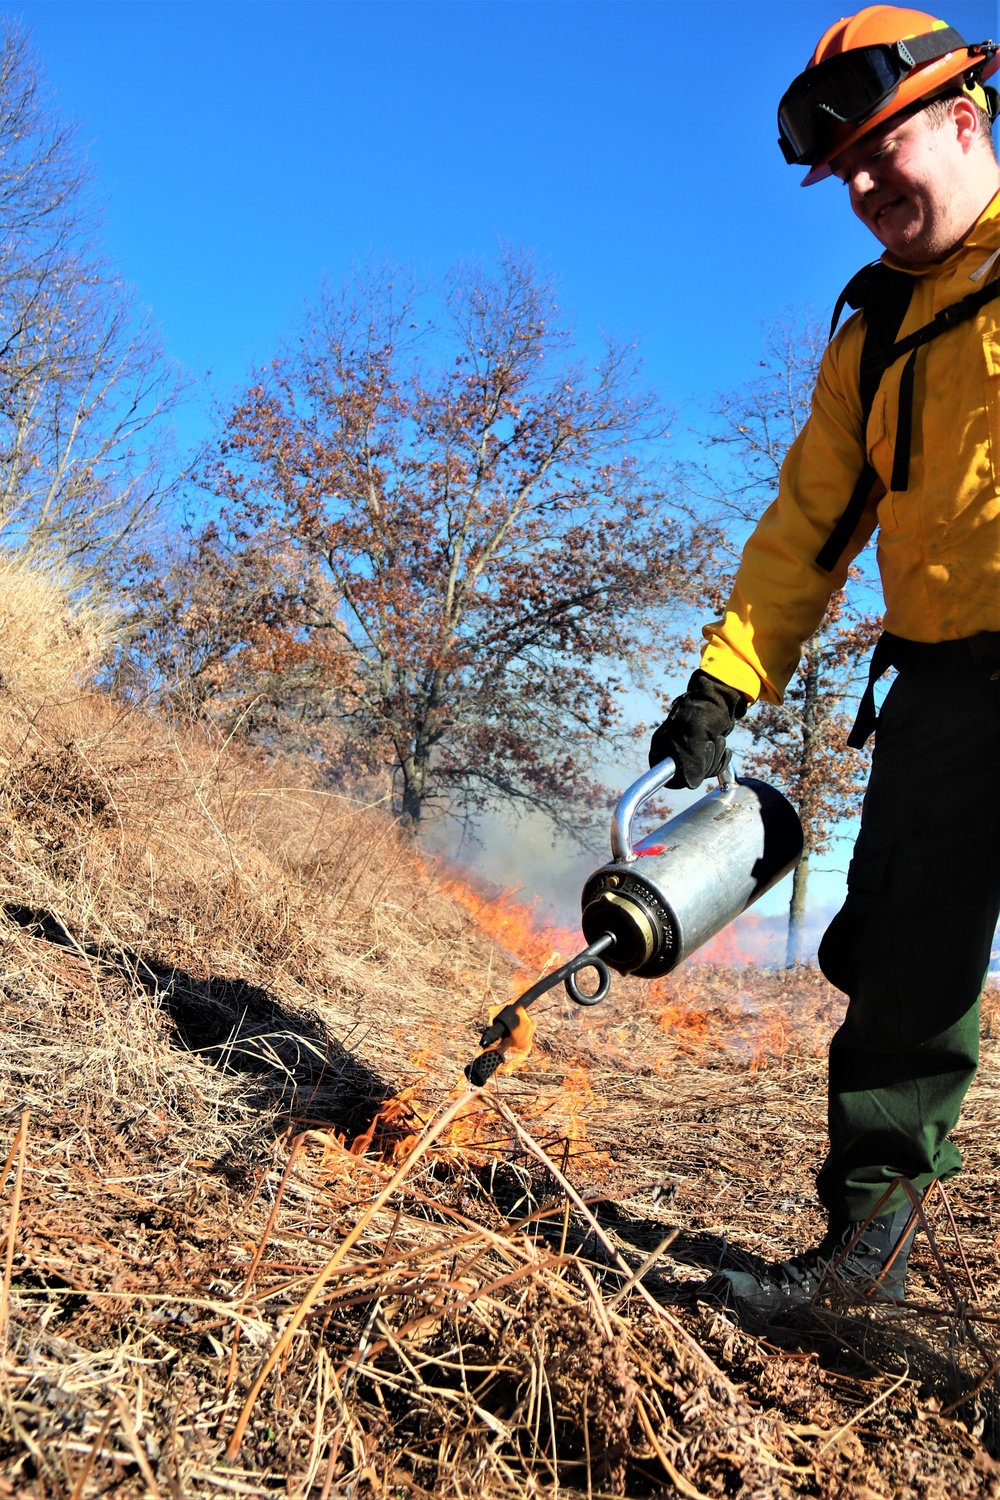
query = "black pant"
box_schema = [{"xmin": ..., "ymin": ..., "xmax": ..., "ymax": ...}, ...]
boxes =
[{"xmin": 816, "ymin": 663, "xmax": 1000, "ymax": 1220}]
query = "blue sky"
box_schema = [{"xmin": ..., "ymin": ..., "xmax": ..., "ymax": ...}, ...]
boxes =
[
  {"xmin": 19, "ymin": 0, "xmax": 994, "ymax": 432},
  {"xmin": 15, "ymin": 0, "xmax": 998, "ymax": 940}
]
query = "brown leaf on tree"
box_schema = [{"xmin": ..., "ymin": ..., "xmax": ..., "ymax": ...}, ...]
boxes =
[{"xmin": 128, "ymin": 252, "xmax": 714, "ymax": 837}]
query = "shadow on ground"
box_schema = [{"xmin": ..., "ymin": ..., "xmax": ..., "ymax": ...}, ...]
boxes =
[
  {"xmin": 4, "ymin": 903, "xmax": 393, "ymax": 1138},
  {"xmin": 473, "ymin": 1161, "xmax": 1000, "ymax": 1452}
]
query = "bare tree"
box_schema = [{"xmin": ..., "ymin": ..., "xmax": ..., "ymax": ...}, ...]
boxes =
[
  {"xmin": 678, "ymin": 316, "xmax": 880, "ymax": 963},
  {"xmin": 0, "ymin": 26, "xmax": 181, "ymax": 573},
  {"xmin": 132, "ymin": 254, "xmax": 712, "ymax": 834}
]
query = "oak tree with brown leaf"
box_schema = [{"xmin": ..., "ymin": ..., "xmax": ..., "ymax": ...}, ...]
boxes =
[{"xmin": 136, "ymin": 254, "xmax": 710, "ymax": 835}]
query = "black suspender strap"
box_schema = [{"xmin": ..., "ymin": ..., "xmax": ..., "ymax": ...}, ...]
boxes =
[
  {"xmin": 847, "ymin": 632, "xmax": 897, "ymax": 749},
  {"xmin": 889, "ymin": 275, "xmax": 1000, "ymax": 360},
  {"xmin": 848, "ymin": 629, "xmax": 1000, "ymax": 747},
  {"xmin": 815, "ymin": 263, "xmax": 915, "ymax": 573},
  {"xmin": 815, "ymin": 461, "xmax": 880, "ymax": 573},
  {"xmin": 816, "ymin": 269, "xmax": 1000, "ymax": 572},
  {"xmin": 828, "ymin": 280, "xmax": 859, "ymax": 343},
  {"xmin": 890, "ymin": 348, "xmax": 918, "ymax": 492}
]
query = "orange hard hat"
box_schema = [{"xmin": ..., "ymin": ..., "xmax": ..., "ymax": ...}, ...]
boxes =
[{"xmin": 777, "ymin": 6, "xmax": 999, "ymax": 185}]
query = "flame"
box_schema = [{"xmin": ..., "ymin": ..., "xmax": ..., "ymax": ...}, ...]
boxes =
[
  {"xmin": 348, "ymin": 1080, "xmax": 610, "ymax": 1176},
  {"xmin": 697, "ymin": 911, "xmax": 778, "ymax": 965},
  {"xmin": 647, "ymin": 960, "xmax": 840, "ymax": 1071},
  {"xmin": 343, "ymin": 868, "xmax": 611, "ymax": 1169},
  {"xmin": 431, "ymin": 866, "xmax": 584, "ymax": 1086},
  {"xmin": 654, "ymin": 998, "xmax": 712, "ymax": 1054},
  {"xmin": 349, "ymin": 1086, "xmax": 424, "ymax": 1158},
  {"xmin": 439, "ymin": 1065, "xmax": 612, "ymax": 1176},
  {"xmin": 555, "ymin": 1064, "xmax": 611, "ymax": 1171},
  {"xmin": 348, "ymin": 1050, "xmax": 611, "ymax": 1179},
  {"xmin": 434, "ymin": 867, "xmax": 580, "ymax": 990},
  {"xmin": 349, "ymin": 866, "xmax": 842, "ymax": 1180}
]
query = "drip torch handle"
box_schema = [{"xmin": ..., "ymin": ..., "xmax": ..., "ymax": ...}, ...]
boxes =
[{"xmin": 611, "ymin": 756, "xmax": 737, "ymax": 863}]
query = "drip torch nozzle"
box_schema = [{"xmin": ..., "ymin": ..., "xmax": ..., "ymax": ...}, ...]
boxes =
[{"xmin": 464, "ymin": 934, "xmax": 616, "ymax": 1088}]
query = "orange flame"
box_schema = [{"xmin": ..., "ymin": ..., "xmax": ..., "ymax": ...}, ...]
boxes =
[
  {"xmin": 697, "ymin": 911, "xmax": 777, "ymax": 965},
  {"xmin": 352, "ymin": 868, "xmax": 840, "ymax": 1179},
  {"xmin": 434, "ymin": 868, "xmax": 580, "ymax": 993},
  {"xmin": 341, "ymin": 865, "xmax": 614, "ymax": 1175},
  {"xmin": 348, "ymin": 1085, "xmax": 425, "ymax": 1158},
  {"xmin": 431, "ymin": 866, "xmax": 584, "ymax": 1086}
]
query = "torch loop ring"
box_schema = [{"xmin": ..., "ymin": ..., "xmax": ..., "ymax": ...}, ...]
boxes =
[{"xmin": 563, "ymin": 953, "xmax": 612, "ymax": 1007}]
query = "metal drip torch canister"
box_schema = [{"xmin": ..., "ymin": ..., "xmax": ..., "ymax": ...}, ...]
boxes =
[
  {"xmin": 465, "ymin": 755, "xmax": 802, "ymax": 1086},
  {"xmin": 580, "ymin": 756, "xmax": 804, "ymax": 978}
]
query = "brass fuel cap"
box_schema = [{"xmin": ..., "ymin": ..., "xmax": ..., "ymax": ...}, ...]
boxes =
[{"xmin": 581, "ymin": 889, "xmax": 656, "ymax": 973}]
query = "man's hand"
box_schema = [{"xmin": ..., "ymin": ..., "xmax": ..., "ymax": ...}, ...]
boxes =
[{"xmin": 648, "ymin": 670, "xmax": 748, "ymax": 789}]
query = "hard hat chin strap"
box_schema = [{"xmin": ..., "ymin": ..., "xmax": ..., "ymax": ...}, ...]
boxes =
[{"xmin": 981, "ymin": 83, "xmax": 1000, "ymax": 120}]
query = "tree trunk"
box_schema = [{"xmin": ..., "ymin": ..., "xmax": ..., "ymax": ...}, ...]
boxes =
[
  {"xmin": 400, "ymin": 779, "xmax": 423, "ymax": 829},
  {"xmin": 399, "ymin": 740, "xmax": 429, "ymax": 830},
  {"xmin": 785, "ymin": 852, "xmax": 810, "ymax": 966}
]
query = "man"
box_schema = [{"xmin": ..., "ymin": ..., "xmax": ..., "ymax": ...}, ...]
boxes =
[{"xmin": 650, "ymin": 5, "xmax": 1000, "ymax": 1312}]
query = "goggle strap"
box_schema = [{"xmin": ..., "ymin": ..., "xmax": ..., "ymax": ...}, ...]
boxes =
[
  {"xmin": 778, "ymin": 28, "xmax": 996, "ymax": 165},
  {"xmin": 893, "ymin": 25, "xmax": 965, "ymax": 69}
]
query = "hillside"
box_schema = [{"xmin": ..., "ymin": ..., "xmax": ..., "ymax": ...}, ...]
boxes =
[{"xmin": 0, "ymin": 564, "xmax": 998, "ymax": 1497}]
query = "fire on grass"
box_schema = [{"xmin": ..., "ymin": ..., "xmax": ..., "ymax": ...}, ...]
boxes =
[
  {"xmin": 346, "ymin": 866, "xmax": 617, "ymax": 1174},
  {"xmin": 350, "ymin": 1063, "xmax": 612, "ymax": 1177},
  {"xmin": 347, "ymin": 868, "xmax": 841, "ymax": 1175},
  {"xmin": 437, "ymin": 867, "xmax": 841, "ymax": 1070}
]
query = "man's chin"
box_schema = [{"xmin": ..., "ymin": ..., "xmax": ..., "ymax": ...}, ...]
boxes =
[{"xmin": 872, "ymin": 220, "xmax": 925, "ymax": 259}]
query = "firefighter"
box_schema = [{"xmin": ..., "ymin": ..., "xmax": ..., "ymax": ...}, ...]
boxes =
[{"xmin": 650, "ymin": 5, "xmax": 1000, "ymax": 1312}]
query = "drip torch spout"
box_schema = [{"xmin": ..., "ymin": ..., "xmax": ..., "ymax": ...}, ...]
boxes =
[{"xmin": 465, "ymin": 933, "xmax": 616, "ymax": 1088}]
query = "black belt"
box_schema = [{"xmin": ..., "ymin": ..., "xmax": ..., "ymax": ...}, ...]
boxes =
[{"xmin": 849, "ymin": 630, "xmax": 1000, "ymax": 748}]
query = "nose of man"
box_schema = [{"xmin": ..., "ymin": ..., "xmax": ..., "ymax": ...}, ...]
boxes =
[{"xmin": 849, "ymin": 166, "xmax": 878, "ymax": 197}]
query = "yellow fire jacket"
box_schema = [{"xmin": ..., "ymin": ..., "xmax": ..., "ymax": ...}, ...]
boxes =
[{"xmin": 701, "ymin": 187, "xmax": 1000, "ymax": 705}]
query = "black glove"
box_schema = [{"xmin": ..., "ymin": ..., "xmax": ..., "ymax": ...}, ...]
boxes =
[{"xmin": 648, "ymin": 669, "xmax": 747, "ymax": 789}]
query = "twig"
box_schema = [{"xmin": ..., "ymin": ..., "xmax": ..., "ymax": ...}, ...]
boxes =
[
  {"xmin": 635, "ymin": 1397, "xmax": 713, "ymax": 1500},
  {"xmin": 68, "ymin": 1408, "xmax": 115, "ymax": 1500},
  {"xmin": 115, "ymin": 1393, "xmax": 165, "ymax": 1499},
  {"xmin": 606, "ymin": 1229, "xmax": 679, "ymax": 1311},
  {"xmin": 224, "ymin": 1132, "xmax": 305, "ymax": 1397},
  {"xmin": 317, "ymin": 1424, "xmax": 344, "ymax": 1500},
  {"xmin": 0, "ymin": 1110, "xmax": 29, "ymax": 1346},
  {"xmin": 818, "ymin": 1177, "xmax": 921, "ymax": 1298},
  {"xmin": 226, "ymin": 1086, "xmax": 482, "ymax": 1460},
  {"xmin": 489, "ymin": 1096, "xmax": 730, "ymax": 1385},
  {"xmin": 582, "ymin": 1384, "xmax": 592, "ymax": 1500},
  {"xmin": 937, "ymin": 1179, "xmax": 981, "ymax": 1303},
  {"xmin": 575, "ymin": 1260, "xmax": 614, "ymax": 1341},
  {"xmin": 894, "ymin": 1180, "xmax": 996, "ymax": 1379},
  {"xmin": 0, "ymin": 1112, "xmax": 27, "ymax": 1199},
  {"xmin": 817, "ymin": 1365, "xmax": 910, "ymax": 1456}
]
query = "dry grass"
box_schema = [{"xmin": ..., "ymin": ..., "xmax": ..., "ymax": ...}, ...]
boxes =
[{"xmin": 0, "ymin": 558, "xmax": 997, "ymax": 1496}]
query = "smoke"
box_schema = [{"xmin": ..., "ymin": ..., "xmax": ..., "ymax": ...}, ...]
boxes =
[
  {"xmin": 422, "ymin": 802, "xmax": 598, "ymax": 929},
  {"xmin": 426, "ymin": 797, "xmax": 842, "ymax": 966},
  {"xmin": 701, "ymin": 907, "xmax": 831, "ymax": 965}
]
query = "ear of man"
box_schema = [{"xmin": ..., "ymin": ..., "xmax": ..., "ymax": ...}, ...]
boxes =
[{"xmin": 922, "ymin": 91, "xmax": 998, "ymax": 160}]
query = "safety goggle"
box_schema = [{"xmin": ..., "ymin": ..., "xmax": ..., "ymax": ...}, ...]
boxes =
[{"xmin": 778, "ymin": 25, "xmax": 972, "ymax": 165}]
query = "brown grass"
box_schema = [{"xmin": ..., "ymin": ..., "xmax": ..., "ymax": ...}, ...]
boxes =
[{"xmin": 0, "ymin": 558, "xmax": 997, "ymax": 1496}]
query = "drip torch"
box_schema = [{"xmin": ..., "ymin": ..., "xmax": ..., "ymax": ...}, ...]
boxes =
[{"xmin": 465, "ymin": 755, "xmax": 803, "ymax": 1087}]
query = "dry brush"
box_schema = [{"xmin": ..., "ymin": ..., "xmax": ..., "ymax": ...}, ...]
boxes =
[{"xmin": 0, "ymin": 560, "xmax": 995, "ymax": 1497}]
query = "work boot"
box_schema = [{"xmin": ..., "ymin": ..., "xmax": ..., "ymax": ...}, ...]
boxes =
[{"xmin": 702, "ymin": 1203, "xmax": 918, "ymax": 1316}]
